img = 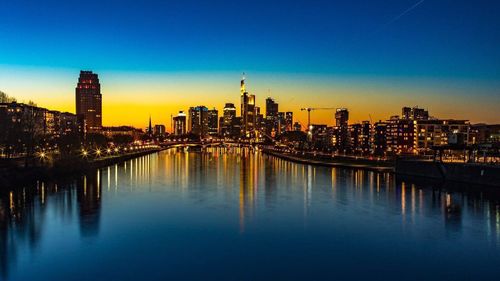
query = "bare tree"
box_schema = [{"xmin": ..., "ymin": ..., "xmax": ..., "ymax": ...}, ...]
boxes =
[{"xmin": 0, "ymin": 91, "xmax": 16, "ymax": 103}]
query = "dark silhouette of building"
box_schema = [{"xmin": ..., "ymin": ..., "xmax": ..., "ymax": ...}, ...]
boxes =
[
  {"xmin": 277, "ymin": 112, "xmax": 286, "ymax": 135},
  {"xmin": 254, "ymin": 106, "xmax": 265, "ymax": 132},
  {"xmin": 335, "ymin": 108, "xmax": 349, "ymax": 151},
  {"xmin": 285, "ymin": 112, "xmax": 293, "ymax": 131},
  {"xmin": 265, "ymin": 97, "xmax": 278, "ymax": 136},
  {"xmin": 222, "ymin": 103, "xmax": 237, "ymax": 138},
  {"xmin": 373, "ymin": 121, "xmax": 387, "ymax": 155},
  {"xmin": 189, "ymin": 106, "xmax": 208, "ymax": 137},
  {"xmin": 293, "ymin": 122, "xmax": 302, "ymax": 131},
  {"xmin": 154, "ymin": 124, "xmax": 166, "ymax": 136},
  {"xmin": 402, "ymin": 106, "xmax": 429, "ymax": 120},
  {"xmin": 75, "ymin": 71, "xmax": 102, "ymax": 133},
  {"xmin": 349, "ymin": 121, "xmax": 371, "ymax": 154},
  {"xmin": 207, "ymin": 108, "xmax": 218, "ymax": 136},
  {"xmin": 240, "ymin": 75, "xmax": 255, "ymax": 137},
  {"xmin": 470, "ymin": 124, "xmax": 500, "ymax": 144}
]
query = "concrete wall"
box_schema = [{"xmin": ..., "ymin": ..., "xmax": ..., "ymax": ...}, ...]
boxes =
[{"xmin": 395, "ymin": 160, "xmax": 500, "ymax": 187}]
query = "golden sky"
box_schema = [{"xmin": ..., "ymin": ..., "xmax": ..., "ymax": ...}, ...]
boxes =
[{"xmin": 1, "ymin": 66, "xmax": 499, "ymax": 130}]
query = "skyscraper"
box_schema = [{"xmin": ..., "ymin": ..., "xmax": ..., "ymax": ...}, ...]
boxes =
[
  {"xmin": 189, "ymin": 106, "xmax": 208, "ymax": 137},
  {"xmin": 265, "ymin": 97, "xmax": 278, "ymax": 136},
  {"xmin": 207, "ymin": 108, "xmax": 219, "ymax": 136},
  {"xmin": 173, "ymin": 111, "xmax": 187, "ymax": 135},
  {"xmin": 277, "ymin": 112, "xmax": 286, "ymax": 135},
  {"xmin": 240, "ymin": 75, "xmax": 255, "ymax": 137},
  {"xmin": 76, "ymin": 71, "xmax": 102, "ymax": 133},
  {"xmin": 222, "ymin": 103, "xmax": 236, "ymax": 137},
  {"xmin": 285, "ymin": 112, "xmax": 293, "ymax": 131},
  {"xmin": 335, "ymin": 108, "xmax": 349, "ymax": 151}
]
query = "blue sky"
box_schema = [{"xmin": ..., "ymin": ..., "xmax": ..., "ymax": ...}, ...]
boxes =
[{"xmin": 0, "ymin": 0, "xmax": 499, "ymax": 126}]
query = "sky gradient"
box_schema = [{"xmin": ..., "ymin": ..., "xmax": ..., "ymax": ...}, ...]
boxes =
[{"xmin": 1, "ymin": 0, "xmax": 499, "ymax": 129}]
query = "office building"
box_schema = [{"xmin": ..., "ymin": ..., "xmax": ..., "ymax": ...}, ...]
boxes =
[
  {"xmin": 285, "ymin": 112, "xmax": 293, "ymax": 131},
  {"xmin": 173, "ymin": 111, "xmax": 187, "ymax": 136},
  {"xmin": 189, "ymin": 106, "xmax": 208, "ymax": 137},
  {"xmin": 265, "ymin": 97, "xmax": 279, "ymax": 136},
  {"xmin": 240, "ymin": 76, "xmax": 255, "ymax": 137},
  {"xmin": 334, "ymin": 108, "xmax": 349, "ymax": 151},
  {"xmin": 75, "ymin": 71, "xmax": 102, "ymax": 133},
  {"xmin": 208, "ymin": 108, "xmax": 219, "ymax": 136},
  {"xmin": 222, "ymin": 103, "xmax": 237, "ymax": 137},
  {"xmin": 402, "ymin": 106, "xmax": 429, "ymax": 120}
]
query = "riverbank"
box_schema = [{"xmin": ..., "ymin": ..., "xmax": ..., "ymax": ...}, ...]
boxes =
[
  {"xmin": 0, "ymin": 148, "xmax": 163, "ymax": 187},
  {"xmin": 395, "ymin": 159, "xmax": 500, "ymax": 188},
  {"xmin": 262, "ymin": 148, "xmax": 500, "ymax": 188},
  {"xmin": 261, "ymin": 148, "xmax": 394, "ymax": 172}
]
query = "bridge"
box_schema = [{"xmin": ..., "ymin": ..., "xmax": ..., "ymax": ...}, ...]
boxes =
[{"xmin": 159, "ymin": 141, "xmax": 262, "ymax": 150}]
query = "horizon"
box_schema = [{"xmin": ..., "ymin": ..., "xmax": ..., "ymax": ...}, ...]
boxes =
[{"xmin": 1, "ymin": 0, "xmax": 499, "ymax": 128}]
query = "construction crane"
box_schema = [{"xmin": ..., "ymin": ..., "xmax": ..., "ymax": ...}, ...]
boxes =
[{"xmin": 300, "ymin": 107, "xmax": 337, "ymax": 130}]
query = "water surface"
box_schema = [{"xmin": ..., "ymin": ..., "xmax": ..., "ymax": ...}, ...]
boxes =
[{"xmin": 1, "ymin": 148, "xmax": 500, "ymax": 280}]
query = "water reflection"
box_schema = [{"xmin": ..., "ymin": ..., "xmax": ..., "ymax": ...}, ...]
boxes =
[{"xmin": 0, "ymin": 148, "xmax": 499, "ymax": 280}]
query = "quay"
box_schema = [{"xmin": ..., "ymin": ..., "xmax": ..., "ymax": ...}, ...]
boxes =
[{"xmin": 0, "ymin": 147, "xmax": 163, "ymax": 187}]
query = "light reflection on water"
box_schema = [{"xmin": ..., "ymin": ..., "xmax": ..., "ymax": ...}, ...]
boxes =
[{"xmin": 1, "ymin": 147, "xmax": 500, "ymax": 280}]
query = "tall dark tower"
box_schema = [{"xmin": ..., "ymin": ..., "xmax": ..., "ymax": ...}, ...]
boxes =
[
  {"xmin": 76, "ymin": 71, "xmax": 102, "ymax": 133},
  {"xmin": 240, "ymin": 73, "xmax": 255, "ymax": 137}
]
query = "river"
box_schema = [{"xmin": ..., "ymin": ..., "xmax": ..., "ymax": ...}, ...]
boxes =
[{"xmin": 1, "ymin": 148, "xmax": 500, "ymax": 280}]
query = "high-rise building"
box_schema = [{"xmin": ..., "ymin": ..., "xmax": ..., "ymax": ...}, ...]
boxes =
[
  {"xmin": 222, "ymin": 103, "xmax": 237, "ymax": 137},
  {"xmin": 334, "ymin": 108, "xmax": 349, "ymax": 151},
  {"xmin": 76, "ymin": 71, "xmax": 102, "ymax": 133},
  {"xmin": 189, "ymin": 106, "xmax": 208, "ymax": 137},
  {"xmin": 348, "ymin": 121, "xmax": 371, "ymax": 154},
  {"xmin": 207, "ymin": 108, "xmax": 219, "ymax": 136},
  {"xmin": 335, "ymin": 108, "xmax": 349, "ymax": 127},
  {"xmin": 240, "ymin": 75, "xmax": 255, "ymax": 137},
  {"xmin": 386, "ymin": 116, "xmax": 414, "ymax": 154},
  {"xmin": 154, "ymin": 124, "xmax": 166, "ymax": 136},
  {"xmin": 373, "ymin": 121, "xmax": 388, "ymax": 156},
  {"xmin": 402, "ymin": 107, "xmax": 429, "ymax": 120},
  {"xmin": 277, "ymin": 112, "xmax": 286, "ymax": 135},
  {"xmin": 173, "ymin": 111, "xmax": 187, "ymax": 136},
  {"xmin": 265, "ymin": 97, "xmax": 278, "ymax": 136},
  {"xmin": 285, "ymin": 112, "xmax": 293, "ymax": 131}
]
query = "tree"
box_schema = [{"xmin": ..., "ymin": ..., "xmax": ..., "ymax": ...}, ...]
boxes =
[
  {"xmin": 85, "ymin": 133, "xmax": 109, "ymax": 148},
  {"xmin": 0, "ymin": 91, "xmax": 16, "ymax": 103},
  {"xmin": 21, "ymin": 105, "xmax": 45, "ymax": 167},
  {"xmin": 112, "ymin": 134, "xmax": 134, "ymax": 146}
]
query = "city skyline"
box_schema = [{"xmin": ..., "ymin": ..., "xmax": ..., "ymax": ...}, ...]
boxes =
[
  {"xmin": 1, "ymin": 1, "xmax": 499, "ymax": 280},
  {"xmin": 1, "ymin": 0, "xmax": 499, "ymax": 128},
  {"xmin": 0, "ymin": 68, "xmax": 499, "ymax": 130}
]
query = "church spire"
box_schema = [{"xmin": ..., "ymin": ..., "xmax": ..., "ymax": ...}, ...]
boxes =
[{"xmin": 148, "ymin": 115, "xmax": 152, "ymax": 135}]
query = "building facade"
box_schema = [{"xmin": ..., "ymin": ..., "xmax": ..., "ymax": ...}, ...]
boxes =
[
  {"xmin": 207, "ymin": 108, "xmax": 219, "ymax": 136},
  {"xmin": 265, "ymin": 97, "xmax": 278, "ymax": 136},
  {"xmin": 173, "ymin": 111, "xmax": 187, "ymax": 136},
  {"xmin": 414, "ymin": 119, "xmax": 470, "ymax": 153},
  {"xmin": 75, "ymin": 71, "xmax": 102, "ymax": 133},
  {"xmin": 334, "ymin": 108, "xmax": 349, "ymax": 151},
  {"xmin": 221, "ymin": 103, "xmax": 237, "ymax": 138},
  {"xmin": 189, "ymin": 106, "xmax": 208, "ymax": 137},
  {"xmin": 240, "ymin": 76, "xmax": 255, "ymax": 137}
]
